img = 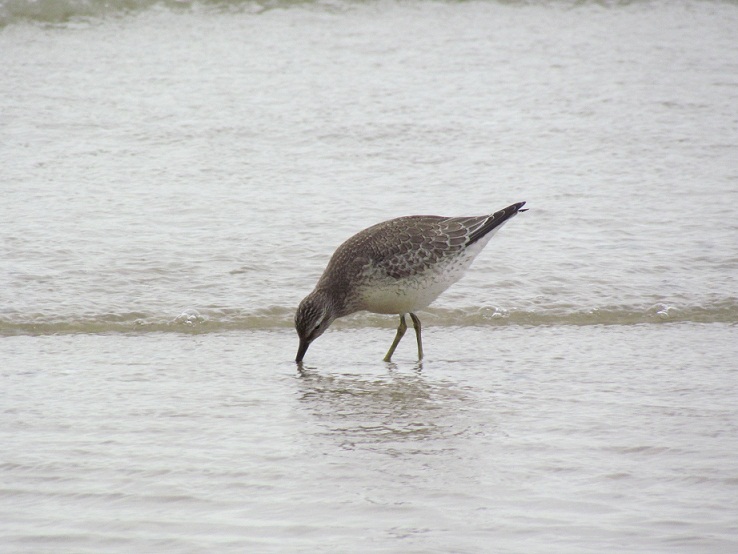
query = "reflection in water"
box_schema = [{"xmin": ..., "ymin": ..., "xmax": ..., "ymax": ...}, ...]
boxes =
[{"xmin": 295, "ymin": 366, "xmax": 479, "ymax": 454}]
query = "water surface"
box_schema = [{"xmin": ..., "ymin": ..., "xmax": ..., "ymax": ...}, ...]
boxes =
[{"xmin": 2, "ymin": 0, "xmax": 737, "ymax": 551}]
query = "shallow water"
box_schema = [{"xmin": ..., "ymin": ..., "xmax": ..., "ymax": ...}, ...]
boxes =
[
  {"xmin": 2, "ymin": 0, "xmax": 738, "ymax": 551},
  {"xmin": 3, "ymin": 325, "xmax": 738, "ymax": 552}
]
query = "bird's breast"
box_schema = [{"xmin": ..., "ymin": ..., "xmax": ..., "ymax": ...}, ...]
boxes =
[{"xmin": 356, "ymin": 252, "xmax": 475, "ymax": 315}]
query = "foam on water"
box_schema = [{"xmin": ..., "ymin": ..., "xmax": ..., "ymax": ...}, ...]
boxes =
[
  {"xmin": 1, "ymin": 299, "xmax": 736, "ymax": 336},
  {"xmin": 1, "ymin": 0, "xmax": 664, "ymax": 27}
]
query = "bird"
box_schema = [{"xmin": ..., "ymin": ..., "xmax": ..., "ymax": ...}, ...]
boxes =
[{"xmin": 294, "ymin": 201, "xmax": 527, "ymax": 363}]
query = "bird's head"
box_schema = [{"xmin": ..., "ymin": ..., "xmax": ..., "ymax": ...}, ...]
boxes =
[{"xmin": 294, "ymin": 290, "xmax": 336, "ymax": 363}]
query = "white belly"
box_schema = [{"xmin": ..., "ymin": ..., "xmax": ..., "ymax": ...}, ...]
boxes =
[{"xmin": 358, "ymin": 252, "xmax": 476, "ymax": 315}]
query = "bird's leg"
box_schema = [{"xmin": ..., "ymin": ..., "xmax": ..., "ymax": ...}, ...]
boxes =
[
  {"xmin": 409, "ymin": 312, "xmax": 423, "ymax": 360},
  {"xmin": 383, "ymin": 314, "xmax": 407, "ymax": 362}
]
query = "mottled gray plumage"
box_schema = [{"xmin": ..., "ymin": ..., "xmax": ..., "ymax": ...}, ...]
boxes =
[{"xmin": 295, "ymin": 201, "xmax": 526, "ymax": 362}]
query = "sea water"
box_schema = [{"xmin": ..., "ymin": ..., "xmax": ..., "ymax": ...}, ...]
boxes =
[{"xmin": 2, "ymin": 0, "xmax": 737, "ymax": 552}]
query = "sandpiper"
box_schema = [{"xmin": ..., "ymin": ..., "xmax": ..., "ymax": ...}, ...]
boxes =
[{"xmin": 295, "ymin": 201, "xmax": 527, "ymax": 363}]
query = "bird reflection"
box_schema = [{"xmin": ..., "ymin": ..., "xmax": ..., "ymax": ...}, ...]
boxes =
[{"xmin": 294, "ymin": 366, "xmax": 472, "ymax": 452}]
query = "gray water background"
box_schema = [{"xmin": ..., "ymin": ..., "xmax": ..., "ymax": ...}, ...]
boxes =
[{"xmin": 2, "ymin": 0, "xmax": 737, "ymax": 552}]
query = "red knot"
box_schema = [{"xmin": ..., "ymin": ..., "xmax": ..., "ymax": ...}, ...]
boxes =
[{"xmin": 295, "ymin": 201, "xmax": 527, "ymax": 362}]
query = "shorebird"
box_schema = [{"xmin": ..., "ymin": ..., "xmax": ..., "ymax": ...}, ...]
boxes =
[{"xmin": 295, "ymin": 201, "xmax": 527, "ymax": 363}]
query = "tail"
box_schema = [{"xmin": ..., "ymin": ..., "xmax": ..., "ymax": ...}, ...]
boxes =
[{"xmin": 466, "ymin": 201, "xmax": 527, "ymax": 246}]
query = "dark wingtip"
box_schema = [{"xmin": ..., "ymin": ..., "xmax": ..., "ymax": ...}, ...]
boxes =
[
  {"xmin": 466, "ymin": 201, "xmax": 528, "ymax": 246},
  {"xmin": 503, "ymin": 200, "xmax": 528, "ymax": 213}
]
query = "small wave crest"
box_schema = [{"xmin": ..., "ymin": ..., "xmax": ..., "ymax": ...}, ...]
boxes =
[
  {"xmin": 0, "ymin": 0, "xmax": 648, "ymax": 27},
  {"xmin": 0, "ymin": 0, "xmax": 318, "ymax": 26},
  {"xmin": 0, "ymin": 306, "xmax": 285, "ymax": 336},
  {"xmin": 2, "ymin": 300, "xmax": 736, "ymax": 337},
  {"xmin": 1, "ymin": 0, "xmax": 155, "ymax": 26}
]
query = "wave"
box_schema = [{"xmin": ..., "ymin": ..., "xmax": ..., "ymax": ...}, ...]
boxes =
[
  {"xmin": 1, "ymin": 0, "xmax": 368, "ymax": 27},
  {"xmin": 0, "ymin": 0, "xmax": 686, "ymax": 27},
  {"xmin": 1, "ymin": 0, "xmax": 260, "ymax": 27},
  {"xmin": 1, "ymin": 301, "xmax": 736, "ymax": 337}
]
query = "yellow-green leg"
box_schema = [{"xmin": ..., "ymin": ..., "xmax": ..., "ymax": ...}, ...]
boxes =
[
  {"xmin": 384, "ymin": 314, "xmax": 407, "ymax": 362},
  {"xmin": 409, "ymin": 312, "xmax": 423, "ymax": 360}
]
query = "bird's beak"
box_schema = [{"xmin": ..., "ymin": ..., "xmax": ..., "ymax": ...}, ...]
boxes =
[{"xmin": 296, "ymin": 339, "xmax": 309, "ymax": 363}]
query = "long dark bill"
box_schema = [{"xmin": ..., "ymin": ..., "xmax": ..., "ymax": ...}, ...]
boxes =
[{"xmin": 296, "ymin": 339, "xmax": 309, "ymax": 363}]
